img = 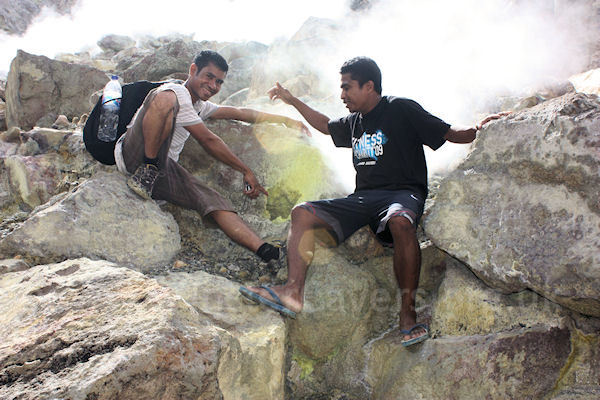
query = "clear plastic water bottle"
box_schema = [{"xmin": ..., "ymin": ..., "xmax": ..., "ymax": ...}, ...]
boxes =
[{"xmin": 97, "ymin": 75, "xmax": 122, "ymax": 142}]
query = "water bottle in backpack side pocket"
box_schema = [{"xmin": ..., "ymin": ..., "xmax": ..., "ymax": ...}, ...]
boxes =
[{"xmin": 97, "ymin": 75, "xmax": 122, "ymax": 142}]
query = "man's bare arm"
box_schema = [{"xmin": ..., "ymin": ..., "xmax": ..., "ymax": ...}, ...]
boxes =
[
  {"xmin": 185, "ymin": 122, "xmax": 267, "ymax": 198},
  {"xmin": 444, "ymin": 112, "xmax": 511, "ymax": 143},
  {"xmin": 267, "ymin": 82, "xmax": 331, "ymax": 135},
  {"xmin": 211, "ymin": 106, "xmax": 311, "ymax": 136}
]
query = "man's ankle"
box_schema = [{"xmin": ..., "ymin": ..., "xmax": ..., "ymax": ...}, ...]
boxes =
[
  {"xmin": 143, "ymin": 155, "xmax": 159, "ymax": 168},
  {"xmin": 256, "ymin": 242, "xmax": 280, "ymax": 262}
]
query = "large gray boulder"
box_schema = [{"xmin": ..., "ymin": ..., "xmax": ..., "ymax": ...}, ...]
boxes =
[
  {"xmin": 425, "ymin": 92, "xmax": 600, "ymax": 317},
  {"xmin": 363, "ymin": 259, "xmax": 600, "ymax": 400},
  {"xmin": 0, "ymin": 258, "xmax": 232, "ymax": 400},
  {"xmin": 156, "ymin": 271, "xmax": 287, "ymax": 400},
  {"xmin": 0, "ymin": 171, "xmax": 180, "ymax": 270},
  {"xmin": 288, "ymin": 246, "xmax": 380, "ymax": 360},
  {"xmin": 5, "ymin": 50, "xmax": 109, "ymax": 129},
  {"xmin": 368, "ymin": 324, "xmax": 572, "ymax": 399}
]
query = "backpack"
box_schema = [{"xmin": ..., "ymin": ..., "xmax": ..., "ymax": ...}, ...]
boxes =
[{"xmin": 83, "ymin": 80, "xmax": 170, "ymax": 165}]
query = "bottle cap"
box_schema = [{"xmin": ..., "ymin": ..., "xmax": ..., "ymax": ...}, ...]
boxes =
[{"xmin": 111, "ymin": 75, "xmax": 119, "ymax": 80}]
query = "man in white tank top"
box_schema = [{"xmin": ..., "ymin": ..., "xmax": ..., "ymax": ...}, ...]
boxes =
[{"xmin": 121, "ymin": 50, "xmax": 309, "ymax": 264}]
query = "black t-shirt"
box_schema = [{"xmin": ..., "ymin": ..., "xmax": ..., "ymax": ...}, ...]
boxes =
[{"xmin": 328, "ymin": 96, "xmax": 450, "ymax": 198}]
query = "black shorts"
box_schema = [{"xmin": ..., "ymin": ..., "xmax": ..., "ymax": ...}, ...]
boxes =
[{"xmin": 298, "ymin": 189, "xmax": 425, "ymax": 246}]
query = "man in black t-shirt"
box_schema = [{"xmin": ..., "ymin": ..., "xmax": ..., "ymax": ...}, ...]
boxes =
[{"xmin": 239, "ymin": 57, "xmax": 506, "ymax": 346}]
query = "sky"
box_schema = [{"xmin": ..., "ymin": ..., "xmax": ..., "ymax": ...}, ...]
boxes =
[{"xmin": 0, "ymin": 0, "xmax": 592, "ymax": 190}]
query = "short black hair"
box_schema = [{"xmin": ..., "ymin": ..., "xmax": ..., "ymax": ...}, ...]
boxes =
[
  {"xmin": 193, "ymin": 50, "xmax": 228, "ymax": 74},
  {"xmin": 340, "ymin": 57, "xmax": 382, "ymax": 94}
]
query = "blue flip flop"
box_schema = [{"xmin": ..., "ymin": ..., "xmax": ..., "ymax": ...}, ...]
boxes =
[
  {"xmin": 400, "ymin": 323, "xmax": 429, "ymax": 347},
  {"xmin": 239, "ymin": 286, "xmax": 297, "ymax": 319}
]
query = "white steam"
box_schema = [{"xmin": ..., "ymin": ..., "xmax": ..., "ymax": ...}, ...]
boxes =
[
  {"xmin": 0, "ymin": 0, "xmax": 592, "ymax": 192},
  {"xmin": 0, "ymin": 0, "xmax": 348, "ymax": 75}
]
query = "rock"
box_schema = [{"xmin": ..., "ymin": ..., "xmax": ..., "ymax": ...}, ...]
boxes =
[
  {"xmin": 570, "ymin": 67, "xmax": 600, "ymax": 95},
  {"xmin": 0, "ymin": 98, "xmax": 6, "ymax": 131},
  {"xmin": 137, "ymin": 33, "xmax": 198, "ymax": 50},
  {"xmin": 340, "ymin": 225, "xmax": 385, "ymax": 264},
  {"xmin": 1, "ymin": 126, "xmax": 20, "ymax": 142},
  {"xmin": 367, "ymin": 325, "xmax": 572, "ymax": 399},
  {"xmin": 431, "ymin": 259, "xmax": 568, "ymax": 337},
  {"xmin": 0, "ymin": 258, "xmax": 231, "ymax": 399},
  {"xmin": 112, "ymin": 46, "xmax": 153, "ymax": 72},
  {"xmin": 284, "ymin": 245, "xmax": 387, "ymax": 399},
  {"xmin": 424, "ymin": 93, "xmax": 600, "ymax": 317},
  {"xmin": 0, "ymin": 127, "xmax": 99, "ymax": 221},
  {"xmin": 155, "ymin": 270, "xmax": 286, "ymax": 400},
  {"xmin": 283, "ymin": 246, "xmax": 444, "ymax": 399},
  {"xmin": 122, "ymin": 39, "xmax": 217, "ymax": 82},
  {"xmin": 51, "ymin": 114, "xmax": 70, "ymax": 129},
  {"xmin": 16, "ymin": 136, "xmax": 40, "ymax": 156},
  {"xmin": 548, "ymin": 317, "xmax": 600, "ymax": 399},
  {"xmin": 4, "ymin": 152, "xmax": 62, "ymax": 208},
  {"xmin": 97, "ymin": 34, "xmax": 136, "ymax": 54},
  {"xmin": 0, "ymin": 258, "xmax": 30, "ymax": 274},
  {"xmin": 513, "ymin": 94, "xmax": 544, "ymax": 110},
  {"xmin": 289, "ymin": 246, "xmax": 379, "ymax": 360},
  {"xmin": 1, "ymin": 128, "xmax": 97, "ymax": 212},
  {"xmin": 0, "ymin": 171, "xmax": 180, "ymax": 271},
  {"xmin": 5, "ymin": 50, "xmax": 109, "ymax": 130},
  {"xmin": 172, "ymin": 259, "xmax": 187, "ymax": 269}
]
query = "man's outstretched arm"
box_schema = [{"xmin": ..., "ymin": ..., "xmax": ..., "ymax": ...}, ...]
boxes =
[
  {"xmin": 211, "ymin": 105, "xmax": 312, "ymax": 136},
  {"xmin": 444, "ymin": 112, "xmax": 511, "ymax": 143},
  {"xmin": 267, "ymin": 82, "xmax": 331, "ymax": 135},
  {"xmin": 185, "ymin": 122, "xmax": 267, "ymax": 199}
]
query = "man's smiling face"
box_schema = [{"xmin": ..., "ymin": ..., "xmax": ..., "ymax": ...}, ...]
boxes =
[{"xmin": 187, "ymin": 61, "xmax": 226, "ymax": 102}]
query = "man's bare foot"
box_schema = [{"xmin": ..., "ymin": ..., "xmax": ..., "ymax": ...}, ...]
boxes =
[{"xmin": 246, "ymin": 285, "xmax": 303, "ymax": 314}]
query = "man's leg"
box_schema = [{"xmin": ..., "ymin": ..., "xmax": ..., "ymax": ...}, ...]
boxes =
[
  {"xmin": 125, "ymin": 91, "xmax": 177, "ymax": 200},
  {"xmin": 387, "ymin": 215, "xmax": 427, "ymax": 341},
  {"xmin": 247, "ymin": 206, "xmax": 333, "ymax": 313},
  {"xmin": 141, "ymin": 91, "xmax": 176, "ymax": 159},
  {"xmin": 209, "ymin": 210, "xmax": 264, "ymax": 253}
]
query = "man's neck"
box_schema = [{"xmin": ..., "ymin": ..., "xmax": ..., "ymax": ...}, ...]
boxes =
[
  {"xmin": 184, "ymin": 79, "xmax": 200, "ymax": 103},
  {"xmin": 360, "ymin": 94, "xmax": 382, "ymax": 116}
]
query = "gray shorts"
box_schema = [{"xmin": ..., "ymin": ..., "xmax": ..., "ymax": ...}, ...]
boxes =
[
  {"xmin": 299, "ymin": 189, "xmax": 425, "ymax": 246},
  {"xmin": 121, "ymin": 89, "xmax": 234, "ymax": 216}
]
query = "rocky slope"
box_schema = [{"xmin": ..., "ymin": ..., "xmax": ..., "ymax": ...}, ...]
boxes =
[{"xmin": 0, "ymin": 15, "xmax": 599, "ymax": 400}]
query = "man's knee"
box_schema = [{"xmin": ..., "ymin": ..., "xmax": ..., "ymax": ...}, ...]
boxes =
[
  {"xmin": 147, "ymin": 91, "xmax": 177, "ymax": 118},
  {"xmin": 291, "ymin": 205, "xmax": 311, "ymax": 221},
  {"xmin": 388, "ymin": 215, "xmax": 416, "ymax": 238},
  {"xmin": 290, "ymin": 204, "xmax": 337, "ymax": 246}
]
